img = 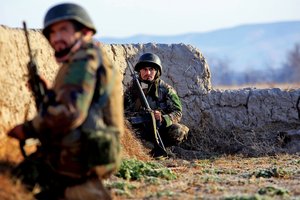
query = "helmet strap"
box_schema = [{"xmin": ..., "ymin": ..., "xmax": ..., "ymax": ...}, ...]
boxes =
[{"xmin": 154, "ymin": 69, "xmax": 160, "ymax": 79}]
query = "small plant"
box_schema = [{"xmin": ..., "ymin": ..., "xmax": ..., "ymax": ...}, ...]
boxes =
[
  {"xmin": 203, "ymin": 168, "xmax": 238, "ymax": 175},
  {"xmin": 258, "ymin": 186, "xmax": 290, "ymax": 197},
  {"xmin": 253, "ymin": 167, "xmax": 291, "ymax": 178},
  {"xmin": 194, "ymin": 159, "xmax": 212, "ymax": 167},
  {"xmin": 292, "ymin": 159, "xmax": 300, "ymax": 164},
  {"xmin": 144, "ymin": 176, "xmax": 159, "ymax": 185},
  {"xmin": 105, "ymin": 181, "xmax": 136, "ymax": 197},
  {"xmin": 156, "ymin": 190, "xmax": 175, "ymax": 198},
  {"xmin": 116, "ymin": 159, "xmax": 177, "ymax": 181},
  {"xmin": 108, "ymin": 181, "xmax": 136, "ymax": 191},
  {"xmin": 201, "ymin": 175, "xmax": 222, "ymax": 183},
  {"xmin": 223, "ymin": 194, "xmax": 261, "ymax": 200}
]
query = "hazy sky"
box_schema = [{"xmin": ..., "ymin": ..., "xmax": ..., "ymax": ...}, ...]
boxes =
[{"xmin": 1, "ymin": 0, "xmax": 300, "ymax": 38}]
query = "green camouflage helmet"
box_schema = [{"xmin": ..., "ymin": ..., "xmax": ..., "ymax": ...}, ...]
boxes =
[
  {"xmin": 135, "ymin": 53, "xmax": 163, "ymax": 75},
  {"xmin": 43, "ymin": 3, "xmax": 96, "ymax": 37}
]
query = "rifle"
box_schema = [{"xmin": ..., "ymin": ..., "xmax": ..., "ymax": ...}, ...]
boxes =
[
  {"xmin": 126, "ymin": 59, "xmax": 167, "ymax": 155},
  {"xmin": 20, "ymin": 22, "xmax": 47, "ymax": 157},
  {"xmin": 23, "ymin": 21, "xmax": 46, "ymax": 108}
]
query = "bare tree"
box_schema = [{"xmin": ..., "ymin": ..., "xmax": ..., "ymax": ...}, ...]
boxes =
[
  {"xmin": 209, "ymin": 57, "xmax": 234, "ymax": 86},
  {"xmin": 284, "ymin": 43, "xmax": 300, "ymax": 82}
]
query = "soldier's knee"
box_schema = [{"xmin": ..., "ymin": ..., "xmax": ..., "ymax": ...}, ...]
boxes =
[
  {"xmin": 64, "ymin": 178, "xmax": 111, "ymax": 200},
  {"xmin": 168, "ymin": 123, "xmax": 189, "ymax": 144}
]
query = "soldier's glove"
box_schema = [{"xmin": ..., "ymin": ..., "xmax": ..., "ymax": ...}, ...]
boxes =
[{"xmin": 7, "ymin": 121, "xmax": 37, "ymax": 141}]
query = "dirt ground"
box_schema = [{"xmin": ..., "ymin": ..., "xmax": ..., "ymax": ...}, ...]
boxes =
[
  {"xmin": 109, "ymin": 154, "xmax": 300, "ymax": 200},
  {"xmin": 0, "ymin": 83, "xmax": 300, "ymax": 200},
  {"xmin": 0, "ymin": 133, "xmax": 299, "ymax": 200}
]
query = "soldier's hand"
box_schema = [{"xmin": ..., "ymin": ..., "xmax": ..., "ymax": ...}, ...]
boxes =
[
  {"xmin": 7, "ymin": 124, "xmax": 26, "ymax": 141},
  {"xmin": 153, "ymin": 110, "xmax": 162, "ymax": 122},
  {"xmin": 38, "ymin": 75, "xmax": 50, "ymax": 89}
]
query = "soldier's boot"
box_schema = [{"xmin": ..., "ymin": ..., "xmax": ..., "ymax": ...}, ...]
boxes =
[
  {"xmin": 64, "ymin": 177, "xmax": 111, "ymax": 200},
  {"xmin": 150, "ymin": 146, "xmax": 165, "ymax": 158}
]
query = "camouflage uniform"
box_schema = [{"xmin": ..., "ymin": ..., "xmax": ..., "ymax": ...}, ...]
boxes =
[
  {"xmin": 13, "ymin": 39, "xmax": 123, "ymax": 199},
  {"xmin": 124, "ymin": 78, "xmax": 189, "ymax": 147}
]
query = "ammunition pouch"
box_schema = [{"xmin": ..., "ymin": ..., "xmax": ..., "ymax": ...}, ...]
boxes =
[
  {"xmin": 50, "ymin": 126, "xmax": 120, "ymax": 179},
  {"xmin": 81, "ymin": 126, "xmax": 121, "ymax": 177},
  {"xmin": 82, "ymin": 126, "xmax": 120, "ymax": 167}
]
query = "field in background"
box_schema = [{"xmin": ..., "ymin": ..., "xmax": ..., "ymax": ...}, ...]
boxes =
[{"xmin": 214, "ymin": 82, "xmax": 300, "ymax": 90}]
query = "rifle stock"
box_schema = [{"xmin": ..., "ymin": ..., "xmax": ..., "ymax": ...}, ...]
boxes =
[{"xmin": 127, "ymin": 59, "xmax": 167, "ymax": 154}]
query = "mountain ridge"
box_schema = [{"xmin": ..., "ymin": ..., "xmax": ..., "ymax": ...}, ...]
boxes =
[{"xmin": 99, "ymin": 21, "xmax": 300, "ymax": 72}]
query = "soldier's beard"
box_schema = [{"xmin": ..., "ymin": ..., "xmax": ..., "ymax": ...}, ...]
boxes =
[
  {"xmin": 139, "ymin": 77, "xmax": 154, "ymax": 85},
  {"xmin": 140, "ymin": 75, "xmax": 156, "ymax": 84},
  {"xmin": 140, "ymin": 79, "xmax": 153, "ymax": 85},
  {"xmin": 54, "ymin": 41, "xmax": 76, "ymax": 59},
  {"xmin": 140, "ymin": 75, "xmax": 159, "ymax": 84}
]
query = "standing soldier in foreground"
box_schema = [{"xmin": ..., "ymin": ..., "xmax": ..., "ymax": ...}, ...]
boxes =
[
  {"xmin": 124, "ymin": 53, "xmax": 189, "ymax": 157},
  {"xmin": 7, "ymin": 3, "xmax": 123, "ymax": 199}
]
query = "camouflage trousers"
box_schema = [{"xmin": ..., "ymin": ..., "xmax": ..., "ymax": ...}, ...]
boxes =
[
  {"xmin": 11, "ymin": 151, "xmax": 75, "ymax": 199},
  {"xmin": 11, "ymin": 126, "xmax": 121, "ymax": 200},
  {"xmin": 11, "ymin": 151, "xmax": 112, "ymax": 200},
  {"xmin": 134, "ymin": 122, "xmax": 189, "ymax": 147},
  {"xmin": 159, "ymin": 123, "xmax": 189, "ymax": 146}
]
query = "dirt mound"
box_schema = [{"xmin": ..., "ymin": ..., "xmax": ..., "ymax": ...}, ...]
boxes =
[{"xmin": 121, "ymin": 123, "xmax": 151, "ymax": 161}]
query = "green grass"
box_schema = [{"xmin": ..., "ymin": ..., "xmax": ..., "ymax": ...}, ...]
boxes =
[
  {"xmin": 253, "ymin": 167, "xmax": 293, "ymax": 178},
  {"xmin": 257, "ymin": 186, "xmax": 290, "ymax": 197},
  {"xmin": 116, "ymin": 158, "xmax": 177, "ymax": 181}
]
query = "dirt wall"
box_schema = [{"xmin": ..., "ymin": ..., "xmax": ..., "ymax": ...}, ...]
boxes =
[
  {"xmin": 1, "ymin": 25, "xmax": 299, "ymax": 155},
  {"xmin": 0, "ymin": 25, "xmax": 212, "ymax": 136},
  {"xmin": 0, "ymin": 26, "xmax": 58, "ymax": 135}
]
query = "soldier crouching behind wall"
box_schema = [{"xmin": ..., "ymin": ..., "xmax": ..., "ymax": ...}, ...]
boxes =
[
  {"xmin": 124, "ymin": 53, "xmax": 189, "ymax": 158},
  {"xmin": 7, "ymin": 3, "xmax": 123, "ymax": 200}
]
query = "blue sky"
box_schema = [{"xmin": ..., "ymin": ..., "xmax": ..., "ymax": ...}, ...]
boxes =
[{"xmin": 1, "ymin": 0, "xmax": 300, "ymax": 38}]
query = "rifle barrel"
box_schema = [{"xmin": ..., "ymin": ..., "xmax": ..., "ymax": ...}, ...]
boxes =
[{"xmin": 23, "ymin": 21, "xmax": 34, "ymax": 62}]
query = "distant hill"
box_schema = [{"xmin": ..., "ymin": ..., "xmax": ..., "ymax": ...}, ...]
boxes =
[{"xmin": 99, "ymin": 21, "xmax": 300, "ymax": 72}]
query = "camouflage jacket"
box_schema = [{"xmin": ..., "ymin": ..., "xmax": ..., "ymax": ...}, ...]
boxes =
[
  {"xmin": 124, "ymin": 79, "xmax": 182, "ymax": 127},
  {"xmin": 28, "ymin": 40, "xmax": 123, "ymax": 178}
]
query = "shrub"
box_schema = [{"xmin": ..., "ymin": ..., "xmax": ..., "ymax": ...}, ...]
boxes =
[{"xmin": 116, "ymin": 159, "xmax": 176, "ymax": 180}]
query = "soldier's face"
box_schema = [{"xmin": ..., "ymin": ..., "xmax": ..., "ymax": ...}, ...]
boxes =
[
  {"xmin": 48, "ymin": 20, "xmax": 79, "ymax": 53},
  {"xmin": 139, "ymin": 66, "xmax": 157, "ymax": 81}
]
